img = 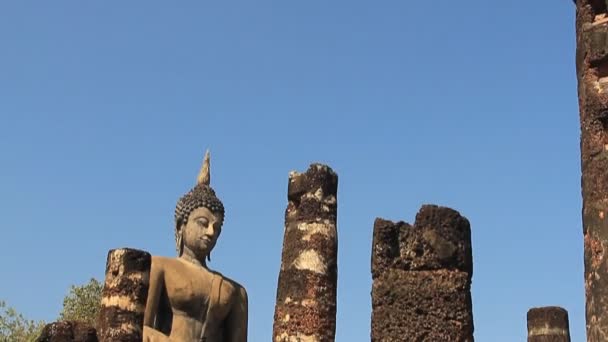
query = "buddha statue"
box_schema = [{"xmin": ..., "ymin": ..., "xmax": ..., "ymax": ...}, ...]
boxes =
[{"xmin": 143, "ymin": 152, "xmax": 248, "ymax": 342}]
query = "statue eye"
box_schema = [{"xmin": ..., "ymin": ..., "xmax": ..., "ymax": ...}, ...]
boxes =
[{"xmin": 197, "ymin": 219, "xmax": 209, "ymax": 227}]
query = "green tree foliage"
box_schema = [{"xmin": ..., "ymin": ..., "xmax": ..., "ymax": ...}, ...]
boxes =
[
  {"xmin": 59, "ymin": 278, "xmax": 103, "ymax": 327},
  {"xmin": 0, "ymin": 278, "xmax": 103, "ymax": 341},
  {"xmin": 0, "ymin": 300, "xmax": 45, "ymax": 342}
]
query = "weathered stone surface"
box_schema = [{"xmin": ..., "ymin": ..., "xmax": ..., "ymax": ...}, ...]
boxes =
[
  {"xmin": 527, "ymin": 307, "xmax": 571, "ymax": 342},
  {"xmin": 36, "ymin": 321, "xmax": 98, "ymax": 342},
  {"xmin": 97, "ymin": 248, "xmax": 150, "ymax": 342},
  {"xmin": 402, "ymin": 205, "xmax": 471, "ymax": 273},
  {"xmin": 576, "ymin": 1, "xmax": 608, "ymax": 340},
  {"xmin": 372, "ymin": 269, "xmax": 471, "ymax": 341},
  {"xmin": 273, "ymin": 164, "xmax": 338, "ymax": 342},
  {"xmin": 371, "ymin": 205, "xmax": 473, "ymax": 342}
]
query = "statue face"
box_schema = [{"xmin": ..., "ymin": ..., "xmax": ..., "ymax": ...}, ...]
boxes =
[{"xmin": 181, "ymin": 206, "xmax": 223, "ymax": 258}]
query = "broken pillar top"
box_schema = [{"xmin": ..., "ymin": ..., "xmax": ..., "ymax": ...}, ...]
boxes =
[
  {"xmin": 104, "ymin": 247, "xmax": 151, "ymax": 276},
  {"xmin": 527, "ymin": 306, "xmax": 570, "ymax": 330},
  {"xmin": 527, "ymin": 306, "xmax": 571, "ymax": 341},
  {"xmin": 288, "ymin": 163, "xmax": 338, "ymax": 201},
  {"xmin": 286, "ymin": 163, "xmax": 338, "ymax": 223},
  {"xmin": 372, "ymin": 204, "xmax": 472, "ymax": 278}
]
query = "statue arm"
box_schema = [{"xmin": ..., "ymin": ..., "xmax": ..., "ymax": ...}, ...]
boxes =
[
  {"xmin": 225, "ymin": 285, "xmax": 248, "ymax": 342},
  {"xmin": 144, "ymin": 257, "xmax": 165, "ymax": 328}
]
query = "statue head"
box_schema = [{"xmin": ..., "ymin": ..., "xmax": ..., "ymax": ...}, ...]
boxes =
[{"xmin": 174, "ymin": 151, "xmax": 225, "ymax": 258}]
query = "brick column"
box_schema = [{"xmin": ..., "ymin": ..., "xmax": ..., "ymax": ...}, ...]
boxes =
[
  {"xmin": 527, "ymin": 307, "xmax": 571, "ymax": 342},
  {"xmin": 97, "ymin": 248, "xmax": 150, "ymax": 342},
  {"xmin": 272, "ymin": 164, "xmax": 338, "ymax": 342},
  {"xmin": 371, "ymin": 205, "xmax": 474, "ymax": 341},
  {"xmin": 576, "ymin": 1, "xmax": 608, "ymax": 339}
]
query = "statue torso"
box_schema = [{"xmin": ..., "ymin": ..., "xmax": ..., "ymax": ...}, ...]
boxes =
[{"xmin": 151, "ymin": 256, "xmax": 236, "ymax": 341}]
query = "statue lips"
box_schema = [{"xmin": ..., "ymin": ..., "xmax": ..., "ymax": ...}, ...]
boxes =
[{"xmin": 200, "ymin": 236, "xmax": 213, "ymax": 248}]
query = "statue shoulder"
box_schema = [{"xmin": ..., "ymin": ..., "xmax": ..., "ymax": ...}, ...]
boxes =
[
  {"xmin": 150, "ymin": 255, "xmax": 176, "ymax": 267},
  {"xmin": 149, "ymin": 256, "xmax": 185, "ymax": 275},
  {"xmin": 212, "ymin": 271, "xmax": 247, "ymax": 304},
  {"xmin": 228, "ymin": 278, "xmax": 248, "ymax": 302}
]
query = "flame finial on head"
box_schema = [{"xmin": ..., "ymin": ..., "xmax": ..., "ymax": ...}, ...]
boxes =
[{"xmin": 197, "ymin": 150, "xmax": 211, "ymax": 186}]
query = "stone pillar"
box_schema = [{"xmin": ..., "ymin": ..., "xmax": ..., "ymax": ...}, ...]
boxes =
[
  {"xmin": 36, "ymin": 321, "xmax": 98, "ymax": 342},
  {"xmin": 371, "ymin": 205, "xmax": 474, "ymax": 341},
  {"xmin": 272, "ymin": 164, "xmax": 338, "ymax": 342},
  {"xmin": 527, "ymin": 307, "xmax": 571, "ymax": 342},
  {"xmin": 576, "ymin": 1, "xmax": 608, "ymax": 339},
  {"xmin": 97, "ymin": 248, "xmax": 150, "ymax": 342}
]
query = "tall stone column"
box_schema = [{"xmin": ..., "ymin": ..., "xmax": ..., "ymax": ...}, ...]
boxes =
[
  {"xmin": 371, "ymin": 205, "xmax": 474, "ymax": 341},
  {"xmin": 576, "ymin": 1, "xmax": 608, "ymax": 339},
  {"xmin": 527, "ymin": 307, "xmax": 571, "ymax": 342},
  {"xmin": 97, "ymin": 248, "xmax": 150, "ymax": 342},
  {"xmin": 272, "ymin": 164, "xmax": 338, "ymax": 342}
]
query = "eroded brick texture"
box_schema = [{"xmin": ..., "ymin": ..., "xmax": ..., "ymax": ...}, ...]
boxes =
[
  {"xmin": 527, "ymin": 307, "xmax": 571, "ymax": 342},
  {"xmin": 576, "ymin": 1, "xmax": 608, "ymax": 340},
  {"xmin": 371, "ymin": 205, "xmax": 474, "ymax": 342},
  {"xmin": 36, "ymin": 321, "xmax": 98, "ymax": 342},
  {"xmin": 272, "ymin": 164, "xmax": 338, "ymax": 342},
  {"xmin": 97, "ymin": 248, "xmax": 150, "ymax": 342}
]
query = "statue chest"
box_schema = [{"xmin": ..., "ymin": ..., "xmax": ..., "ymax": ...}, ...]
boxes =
[
  {"xmin": 165, "ymin": 270, "xmax": 210, "ymax": 314},
  {"xmin": 163, "ymin": 267, "xmax": 231, "ymax": 322}
]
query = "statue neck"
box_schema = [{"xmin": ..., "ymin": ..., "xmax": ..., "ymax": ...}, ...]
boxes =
[{"xmin": 179, "ymin": 247, "xmax": 208, "ymax": 269}]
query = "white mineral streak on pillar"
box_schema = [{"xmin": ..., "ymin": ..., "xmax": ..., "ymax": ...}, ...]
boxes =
[{"xmin": 293, "ymin": 249, "xmax": 328, "ymax": 274}]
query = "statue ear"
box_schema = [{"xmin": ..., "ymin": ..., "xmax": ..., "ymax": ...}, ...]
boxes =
[{"xmin": 176, "ymin": 222, "xmax": 185, "ymax": 256}]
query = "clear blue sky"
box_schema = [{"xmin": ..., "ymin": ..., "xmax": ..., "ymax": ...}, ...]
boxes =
[{"xmin": 0, "ymin": 1, "xmax": 581, "ymax": 341}]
